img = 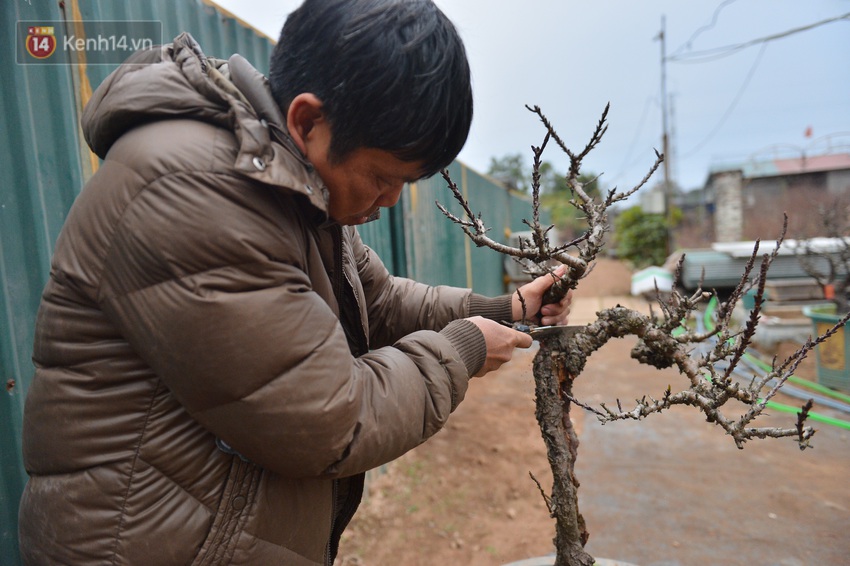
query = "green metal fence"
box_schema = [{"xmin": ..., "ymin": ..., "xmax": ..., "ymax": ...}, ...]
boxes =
[
  {"xmin": 0, "ymin": 1, "xmax": 546, "ymax": 562},
  {"xmin": 405, "ymin": 162, "xmax": 538, "ymax": 296},
  {"xmin": 3, "ymin": 2, "xmax": 86, "ymax": 561}
]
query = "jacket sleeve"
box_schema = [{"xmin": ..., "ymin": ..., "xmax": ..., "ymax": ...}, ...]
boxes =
[
  {"xmin": 98, "ymin": 172, "xmax": 472, "ymax": 479},
  {"xmin": 351, "ymin": 228, "xmax": 513, "ymax": 348}
]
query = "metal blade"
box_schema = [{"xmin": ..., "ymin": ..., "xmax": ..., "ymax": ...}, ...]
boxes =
[{"xmin": 528, "ymin": 324, "xmax": 584, "ymax": 339}]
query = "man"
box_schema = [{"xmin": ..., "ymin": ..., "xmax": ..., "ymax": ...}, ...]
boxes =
[{"xmin": 19, "ymin": 0, "xmax": 571, "ymax": 564}]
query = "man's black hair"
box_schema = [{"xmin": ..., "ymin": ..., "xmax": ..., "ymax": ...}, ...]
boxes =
[{"xmin": 269, "ymin": 0, "xmax": 473, "ymax": 178}]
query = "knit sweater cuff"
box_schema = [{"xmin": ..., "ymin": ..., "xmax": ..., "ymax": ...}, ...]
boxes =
[
  {"xmin": 468, "ymin": 293, "xmax": 513, "ymax": 323},
  {"xmin": 440, "ymin": 319, "xmax": 487, "ymax": 376}
]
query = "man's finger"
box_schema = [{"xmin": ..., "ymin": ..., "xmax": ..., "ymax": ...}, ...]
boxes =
[{"xmin": 532, "ymin": 265, "xmax": 567, "ymax": 290}]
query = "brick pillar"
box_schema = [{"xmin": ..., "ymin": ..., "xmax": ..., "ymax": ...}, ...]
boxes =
[{"xmin": 713, "ymin": 170, "xmax": 743, "ymax": 243}]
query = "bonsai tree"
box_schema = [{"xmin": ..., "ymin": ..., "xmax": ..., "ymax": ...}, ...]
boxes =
[
  {"xmin": 794, "ymin": 198, "xmax": 850, "ymax": 312},
  {"xmin": 438, "ymin": 104, "xmax": 850, "ymax": 566}
]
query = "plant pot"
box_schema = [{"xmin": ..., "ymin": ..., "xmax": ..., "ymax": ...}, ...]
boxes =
[
  {"xmin": 502, "ymin": 557, "xmax": 638, "ymax": 566},
  {"xmin": 803, "ymin": 304, "xmax": 850, "ymax": 392}
]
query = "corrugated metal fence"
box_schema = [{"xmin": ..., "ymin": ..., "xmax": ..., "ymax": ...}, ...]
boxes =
[{"xmin": 0, "ymin": 1, "xmax": 546, "ymax": 562}]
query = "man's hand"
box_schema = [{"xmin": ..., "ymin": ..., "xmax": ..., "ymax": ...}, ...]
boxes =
[
  {"xmin": 467, "ymin": 316, "xmax": 533, "ymax": 377},
  {"xmin": 512, "ymin": 265, "xmax": 573, "ymax": 326}
]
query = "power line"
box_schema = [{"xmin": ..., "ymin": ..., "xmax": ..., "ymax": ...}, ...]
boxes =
[
  {"xmin": 668, "ymin": 11, "xmax": 850, "ymax": 63},
  {"xmin": 669, "ymin": 0, "xmax": 740, "ymax": 59},
  {"xmin": 611, "ymin": 95, "xmax": 656, "ymax": 185},
  {"xmin": 680, "ymin": 42, "xmax": 768, "ymax": 158}
]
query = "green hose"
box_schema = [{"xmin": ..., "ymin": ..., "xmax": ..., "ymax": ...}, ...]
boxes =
[
  {"xmin": 765, "ymin": 400, "xmax": 850, "ymax": 430},
  {"xmin": 702, "ymin": 296, "xmax": 850, "ymax": 428},
  {"xmin": 704, "ymin": 297, "xmax": 850, "ymax": 403},
  {"xmin": 744, "ymin": 351, "xmax": 850, "ymax": 405}
]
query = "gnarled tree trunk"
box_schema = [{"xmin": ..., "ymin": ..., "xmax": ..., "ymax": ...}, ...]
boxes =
[
  {"xmin": 533, "ymin": 335, "xmax": 592, "ymax": 566},
  {"xmin": 440, "ymin": 104, "xmax": 845, "ymax": 566}
]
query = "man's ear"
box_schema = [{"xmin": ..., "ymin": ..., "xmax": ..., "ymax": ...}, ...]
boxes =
[{"xmin": 286, "ymin": 93, "xmax": 326, "ymax": 155}]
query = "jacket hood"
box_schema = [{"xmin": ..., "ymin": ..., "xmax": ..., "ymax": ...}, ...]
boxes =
[{"xmin": 82, "ymin": 32, "xmax": 330, "ymax": 215}]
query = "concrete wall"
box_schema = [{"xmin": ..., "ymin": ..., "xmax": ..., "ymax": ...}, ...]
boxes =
[{"xmin": 712, "ymin": 170, "xmax": 744, "ymax": 243}]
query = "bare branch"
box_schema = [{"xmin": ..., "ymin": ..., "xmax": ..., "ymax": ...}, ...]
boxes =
[
  {"xmin": 607, "ymin": 149, "xmax": 665, "ymax": 205},
  {"xmin": 529, "ymin": 471, "xmax": 554, "ymax": 516},
  {"xmin": 438, "ymin": 104, "xmax": 842, "ymax": 565}
]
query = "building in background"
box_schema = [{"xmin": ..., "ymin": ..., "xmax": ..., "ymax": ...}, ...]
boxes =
[{"xmin": 680, "ymin": 152, "xmax": 850, "ymax": 245}]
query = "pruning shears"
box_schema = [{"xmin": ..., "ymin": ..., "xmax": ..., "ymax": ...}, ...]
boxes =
[{"xmin": 514, "ymin": 324, "xmax": 584, "ymax": 340}]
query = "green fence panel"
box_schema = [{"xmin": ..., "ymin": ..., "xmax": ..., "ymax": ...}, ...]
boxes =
[
  {"xmin": 395, "ymin": 163, "xmax": 545, "ymax": 297},
  {"xmin": 2, "ymin": 2, "xmax": 88, "ymax": 562},
  {"xmin": 402, "ymin": 162, "xmax": 467, "ymax": 289},
  {"xmin": 463, "ymin": 164, "xmax": 513, "ymax": 297},
  {"xmin": 357, "ymin": 207, "xmax": 405, "ymax": 277}
]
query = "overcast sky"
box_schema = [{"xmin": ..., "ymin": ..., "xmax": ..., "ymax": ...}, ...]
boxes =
[{"xmin": 213, "ymin": 0, "xmax": 850, "ymax": 193}]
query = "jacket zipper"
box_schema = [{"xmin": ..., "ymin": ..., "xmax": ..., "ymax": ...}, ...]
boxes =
[
  {"xmin": 325, "ymin": 226, "xmax": 369, "ymax": 566},
  {"xmin": 331, "ymin": 226, "xmax": 343, "ymax": 307},
  {"xmin": 327, "ymin": 229, "xmax": 343, "ymax": 566},
  {"xmin": 342, "ymin": 267, "xmax": 369, "ymax": 355},
  {"xmin": 326, "ymin": 479, "xmax": 338, "ymax": 566},
  {"xmin": 332, "ymin": 225, "xmax": 369, "ymax": 356}
]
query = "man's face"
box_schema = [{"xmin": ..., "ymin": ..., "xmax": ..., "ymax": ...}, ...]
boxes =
[{"xmin": 307, "ymin": 125, "xmax": 423, "ymax": 225}]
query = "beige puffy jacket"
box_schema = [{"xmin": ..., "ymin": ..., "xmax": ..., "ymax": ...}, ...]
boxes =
[{"xmin": 19, "ymin": 34, "xmax": 511, "ymax": 565}]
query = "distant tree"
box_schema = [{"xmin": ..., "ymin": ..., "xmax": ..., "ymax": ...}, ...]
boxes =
[
  {"xmin": 537, "ymin": 161, "xmax": 570, "ymax": 195},
  {"xmin": 794, "ymin": 196, "xmax": 850, "ymax": 312},
  {"xmin": 488, "ymin": 153, "xmax": 600, "ymax": 238},
  {"xmin": 487, "ymin": 153, "xmax": 530, "ymax": 193},
  {"xmin": 614, "ymin": 205, "xmax": 680, "ymax": 268},
  {"xmin": 542, "ymin": 169, "xmax": 600, "ymax": 238}
]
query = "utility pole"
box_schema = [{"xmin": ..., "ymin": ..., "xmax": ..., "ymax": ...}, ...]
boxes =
[{"xmin": 657, "ymin": 15, "xmax": 674, "ymax": 254}]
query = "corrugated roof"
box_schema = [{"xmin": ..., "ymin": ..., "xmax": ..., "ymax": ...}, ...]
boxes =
[
  {"xmin": 679, "ymin": 241, "xmax": 849, "ymax": 290},
  {"xmin": 772, "ymin": 153, "xmax": 850, "ymax": 175},
  {"xmin": 709, "ymin": 152, "xmax": 850, "ymax": 180},
  {"xmin": 713, "ymin": 238, "xmax": 850, "ymax": 258}
]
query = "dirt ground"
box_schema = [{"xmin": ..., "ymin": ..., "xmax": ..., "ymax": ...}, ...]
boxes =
[{"xmin": 334, "ymin": 259, "xmax": 850, "ymax": 566}]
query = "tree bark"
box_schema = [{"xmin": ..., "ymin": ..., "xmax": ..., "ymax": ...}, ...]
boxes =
[{"xmin": 533, "ymin": 337, "xmax": 595, "ymax": 566}]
